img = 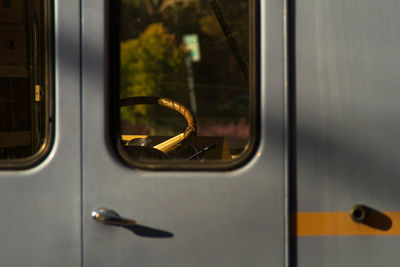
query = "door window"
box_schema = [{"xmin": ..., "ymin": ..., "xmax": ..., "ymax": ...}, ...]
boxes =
[
  {"xmin": 0, "ymin": 0, "xmax": 53, "ymax": 168},
  {"xmin": 114, "ymin": 0, "xmax": 258, "ymax": 169}
]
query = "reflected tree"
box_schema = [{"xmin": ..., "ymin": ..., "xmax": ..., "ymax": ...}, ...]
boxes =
[{"xmin": 120, "ymin": 23, "xmax": 189, "ymax": 133}]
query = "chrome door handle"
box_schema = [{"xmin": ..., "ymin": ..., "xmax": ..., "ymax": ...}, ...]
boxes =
[{"xmin": 91, "ymin": 207, "xmax": 136, "ymax": 226}]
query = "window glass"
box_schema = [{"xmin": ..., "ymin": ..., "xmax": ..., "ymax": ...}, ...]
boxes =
[
  {"xmin": 0, "ymin": 0, "xmax": 53, "ymax": 166},
  {"xmin": 117, "ymin": 0, "xmax": 256, "ymax": 168}
]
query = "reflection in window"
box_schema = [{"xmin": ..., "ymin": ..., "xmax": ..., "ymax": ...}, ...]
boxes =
[
  {"xmin": 118, "ymin": 0, "xmax": 255, "ymax": 165},
  {"xmin": 0, "ymin": 0, "xmax": 52, "ymax": 163}
]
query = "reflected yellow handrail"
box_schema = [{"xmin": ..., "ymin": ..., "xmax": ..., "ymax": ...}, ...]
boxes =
[{"xmin": 120, "ymin": 96, "xmax": 196, "ymax": 154}]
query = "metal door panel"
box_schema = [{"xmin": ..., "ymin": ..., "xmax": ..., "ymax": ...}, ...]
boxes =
[
  {"xmin": 82, "ymin": 0, "xmax": 285, "ymax": 266},
  {"xmin": 296, "ymin": 0, "xmax": 400, "ymax": 265},
  {"xmin": 0, "ymin": 1, "xmax": 81, "ymax": 266},
  {"xmin": 298, "ymin": 237, "xmax": 399, "ymax": 267}
]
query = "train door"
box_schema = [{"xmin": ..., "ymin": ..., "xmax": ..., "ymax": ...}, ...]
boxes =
[
  {"xmin": 82, "ymin": 0, "xmax": 286, "ymax": 266},
  {"xmin": 0, "ymin": 0, "xmax": 81, "ymax": 266},
  {"xmin": 296, "ymin": 0, "xmax": 400, "ymax": 266}
]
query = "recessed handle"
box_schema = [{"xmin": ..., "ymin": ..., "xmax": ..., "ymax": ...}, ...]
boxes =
[{"xmin": 91, "ymin": 207, "xmax": 136, "ymax": 226}]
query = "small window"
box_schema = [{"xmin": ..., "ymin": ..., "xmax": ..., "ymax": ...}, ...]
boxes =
[
  {"xmin": 0, "ymin": 0, "xmax": 53, "ymax": 168},
  {"xmin": 112, "ymin": 0, "xmax": 258, "ymax": 169}
]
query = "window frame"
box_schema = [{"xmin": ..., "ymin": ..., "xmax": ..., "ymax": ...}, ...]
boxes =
[
  {"xmin": 0, "ymin": 0, "xmax": 54, "ymax": 169},
  {"xmin": 109, "ymin": 0, "xmax": 260, "ymax": 171}
]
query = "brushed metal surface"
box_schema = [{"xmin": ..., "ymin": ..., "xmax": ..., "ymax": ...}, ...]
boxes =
[
  {"xmin": 82, "ymin": 0, "xmax": 285, "ymax": 266},
  {"xmin": 296, "ymin": 0, "xmax": 400, "ymax": 265},
  {"xmin": 0, "ymin": 0, "xmax": 81, "ymax": 266}
]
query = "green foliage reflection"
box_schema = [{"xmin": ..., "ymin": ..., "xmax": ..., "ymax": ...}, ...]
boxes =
[{"xmin": 120, "ymin": 23, "xmax": 189, "ymax": 132}]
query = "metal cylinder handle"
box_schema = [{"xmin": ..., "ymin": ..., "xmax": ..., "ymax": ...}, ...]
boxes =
[{"xmin": 350, "ymin": 204, "xmax": 368, "ymax": 223}]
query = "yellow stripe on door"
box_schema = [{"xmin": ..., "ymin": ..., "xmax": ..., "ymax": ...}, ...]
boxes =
[{"xmin": 297, "ymin": 212, "xmax": 400, "ymax": 236}]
